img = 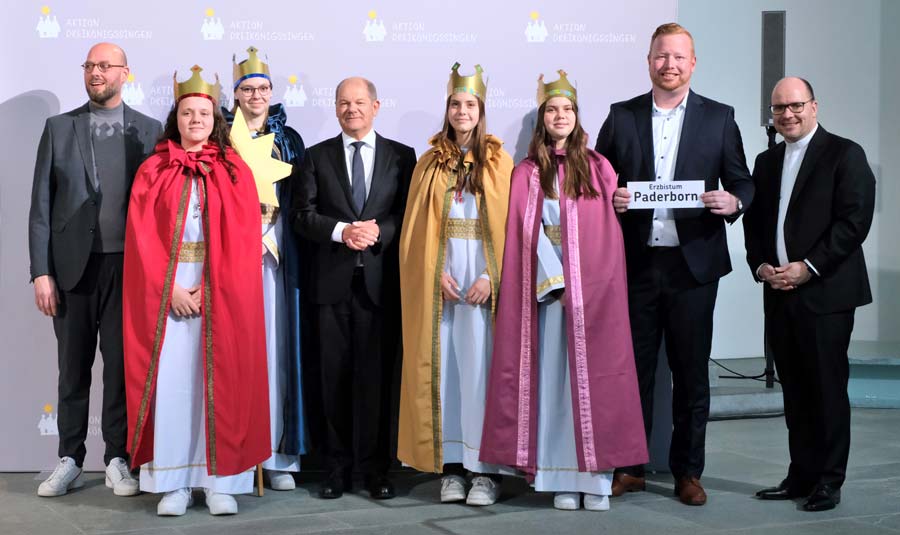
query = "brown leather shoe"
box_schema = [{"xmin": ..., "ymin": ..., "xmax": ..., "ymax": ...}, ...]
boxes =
[
  {"xmin": 611, "ymin": 472, "xmax": 646, "ymax": 497},
  {"xmin": 674, "ymin": 476, "xmax": 707, "ymax": 506}
]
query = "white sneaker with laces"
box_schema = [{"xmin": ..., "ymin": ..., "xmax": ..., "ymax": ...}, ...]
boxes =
[
  {"xmin": 440, "ymin": 474, "xmax": 466, "ymax": 503},
  {"xmin": 157, "ymin": 488, "xmax": 193, "ymax": 516},
  {"xmin": 105, "ymin": 457, "xmax": 139, "ymax": 496},
  {"xmin": 267, "ymin": 470, "xmax": 296, "ymax": 491},
  {"xmin": 466, "ymin": 476, "xmax": 500, "ymax": 506},
  {"xmin": 37, "ymin": 457, "xmax": 84, "ymax": 497},
  {"xmin": 553, "ymin": 492, "xmax": 580, "ymax": 510},
  {"xmin": 204, "ymin": 488, "xmax": 238, "ymax": 515},
  {"xmin": 583, "ymin": 493, "xmax": 610, "ymax": 511}
]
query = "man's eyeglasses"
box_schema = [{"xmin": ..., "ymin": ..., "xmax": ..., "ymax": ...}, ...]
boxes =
[
  {"xmin": 770, "ymin": 99, "xmax": 813, "ymax": 115},
  {"xmin": 81, "ymin": 62, "xmax": 126, "ymax": 73},
  {"xmin": 238, "ymin": 85, "xmax": 272, "ymax": 97}
]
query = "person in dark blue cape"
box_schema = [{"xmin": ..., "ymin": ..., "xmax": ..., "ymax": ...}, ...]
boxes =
[{"xmin": 223, "ymin": 46, "xmax": 307, "ymax": 491}]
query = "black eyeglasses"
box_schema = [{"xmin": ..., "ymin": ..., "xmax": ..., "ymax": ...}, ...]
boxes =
[
  {"xmin": 238, "ymin": 85, "xmax": 272, "ymax": 97},
  {"xmin": 770, "ymin": 99, "xmax": 813, "ymax": 115},
  {"xmin": 81, "ymin": 62, "xmax": 126, "ymax": 73}
]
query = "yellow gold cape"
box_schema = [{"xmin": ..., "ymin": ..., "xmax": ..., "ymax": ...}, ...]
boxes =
[{"xmin": 397, "ymin": 134, "xmax": 512, "ymax": 473}]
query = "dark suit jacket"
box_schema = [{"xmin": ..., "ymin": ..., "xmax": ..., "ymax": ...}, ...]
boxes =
[
  {"xmin": 292, "ymin": 132, "xmax": 416, "ymax": 306},
  {"xmin": 595, "ymin": 90, "xmax": 754, "ymax": 285},
  {"xmin": 743, "ymin": 125, "xmax": 875, "ymax": 314},
  {"xmin": 28, "ymin": 103, "xmax": 162, "ymax": 291}
]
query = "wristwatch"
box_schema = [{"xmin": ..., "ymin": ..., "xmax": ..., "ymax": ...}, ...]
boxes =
[{"xmin": 735, "ymin": 196, "xmax": 743, "ymax": 213}]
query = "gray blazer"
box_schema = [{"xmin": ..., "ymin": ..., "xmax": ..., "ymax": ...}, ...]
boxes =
[{"xmin": 28, "ymin": 102, "xmax": 162, "ymax": 291}]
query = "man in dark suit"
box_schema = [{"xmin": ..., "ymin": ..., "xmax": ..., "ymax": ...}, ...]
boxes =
[
  {"xmin": 28, "ymin": 42, "xmax": 162, "ymax": 497},
  {"xmin": 293, "ymin": 77, "xmax": 415, "ymax": 500},
  {"xmin": 744, "ymin": 77, "xmax": 875, "ymax": 512},
  {"xmin": 595, "ymin": 23, "xmax": 754, "ymax": 505}
]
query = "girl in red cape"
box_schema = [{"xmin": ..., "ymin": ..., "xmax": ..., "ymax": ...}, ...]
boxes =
[{"xmin": 122, "ymin": 66, "xmax": 269, "ymax": 517}]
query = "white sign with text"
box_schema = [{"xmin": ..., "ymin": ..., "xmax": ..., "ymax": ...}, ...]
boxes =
[{"xmin": 628, "ymin": 180, "xmax": 705, "ymax": 209}]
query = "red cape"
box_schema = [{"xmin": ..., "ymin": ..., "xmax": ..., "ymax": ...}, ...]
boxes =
[{"xmin": 123, "ymin": 140, "xmax": 270, "ymax": 476}]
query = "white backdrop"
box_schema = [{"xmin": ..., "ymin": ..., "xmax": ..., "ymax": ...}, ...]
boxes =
[{"xmin": 2, "ymin": 0, "xmax": 677, "ymax": 470}]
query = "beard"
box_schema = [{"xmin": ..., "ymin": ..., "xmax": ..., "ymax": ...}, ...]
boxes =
[
  {"xmin": 87, "ymin": 83, "xmax": 120, "ymax": 106},
  {"xmin": 651, "ymin": 70, "xmax": 689, "ymax": 92}
]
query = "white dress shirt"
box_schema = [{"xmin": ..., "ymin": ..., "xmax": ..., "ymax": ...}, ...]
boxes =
[
  {"xmin": 648, "ymin": 96, "xmax": 687, "ymax": 247},
  {"xmin": 331, "ymin": 129, "xmax": 377, "ymax": 242},
  {"xmin": 775, "ymin": 124, "xmax": 818, "ymax": 270}
]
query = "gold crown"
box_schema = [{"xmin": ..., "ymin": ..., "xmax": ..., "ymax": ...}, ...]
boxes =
[
  {"xmin": 447, "ymin": 62, "xmax": 487, "ymax": 101},
  {"xmin": 537, "ymin": 70, "xmax": 577, "ymax": 106},
  {"xmin": 174, "ymin": 65, "xmax": 221, "ymax": 103},
  {"xmin": 233, "ymin": 46, "xmax": 271, "ymax": 89}
]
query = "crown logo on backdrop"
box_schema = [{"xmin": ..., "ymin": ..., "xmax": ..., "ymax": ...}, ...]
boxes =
[
  {"xmin": 174, "ymin": 65, "xmax": 221, "ymax": 103},
  {"xmin": 537, "ymin": 70, "xmax": 577, "ymax": 106},
  {"xmin": 233, "ymin": 46, "xmax": 271, "ymax": 90},
  {"xmin": 447, "ymin": 62, "xmax": 487, "ymax": 101}
]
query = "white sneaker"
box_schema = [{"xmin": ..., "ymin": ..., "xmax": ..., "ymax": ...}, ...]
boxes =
[
  {"xmin": 37, "ymin": 457, "xmax": 84, "ymax": 497},
  {"xmin": 466, "ymin": 476, "xmax": 500, "ymax": 506},
  {"xmin": 584, "ymin": 493, "xmax": 610, "ymax": 511},
  {"xmin": 440, "ymin": 474, "xmax": 466, "ymax": 503},
  {"xmin": 157, "ymin": 488, "xmax": 193, "ymax": 516},
  {"xmin": 204, "ymin": 488, "xmax": 238, "ymax": 515},
  {"xmin": 267, "ymin": 470, "xmax": 296, "ymax": 491},
  {"xmin": 105, "ymin": 457, "xmax": 139, "ymax": 496},
  {"xmin": 553, "ymin": 492, "xmax": 581, "ymax": 510}
]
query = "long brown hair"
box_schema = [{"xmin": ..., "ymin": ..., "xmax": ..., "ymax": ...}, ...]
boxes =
[
  {"xmin": 160, "ymin": 98, "xmax": 238, "ymax": 181},
  {"xmin": 527, "ymin": 99, "xmax": 598, "ymax": 199},
  {"xmin": 434, "ymin": 94, "xmax": 487, "ymax": 196}
]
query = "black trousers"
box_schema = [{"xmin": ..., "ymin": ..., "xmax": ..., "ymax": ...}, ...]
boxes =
[
  {"xmin": 623, "ymin": 247, "xmax": 718, "ymax": 479},
  {"xmin": 52, "ymin": 253, "xmax": 127, "ymax": 467},
  {"xmin": 317, "ymin": 268, "xmax": 392, "ymax": 477},
  {"xmin": 767, "ymin": 292, "xmax": 854, "ymax": 489}
]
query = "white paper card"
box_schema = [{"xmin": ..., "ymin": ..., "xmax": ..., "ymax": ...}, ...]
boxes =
[{"xmin": 627, "ymin": 180, "xmax": 705, "ymax": 209}]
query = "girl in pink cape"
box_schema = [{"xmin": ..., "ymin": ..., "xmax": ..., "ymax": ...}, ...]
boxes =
[{"xmin": 479, "ymin": 72, "xmax": 647, "ymax": 511}]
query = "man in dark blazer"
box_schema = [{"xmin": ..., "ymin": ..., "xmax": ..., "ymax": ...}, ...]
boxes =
[
  {"xmin": 595, "ymin": 23, "xmax": 754, "ymax": 505},
  {"xmin": 744, "ymin": 77, "xmax": 875, "ymax": 512},
  {"xmin": 28, "ymin": 42, "xmax": 162, "ymax": 497},
  {"xmin": 293, "ymin": 77, "xmax": 415, "ymax": 500}
]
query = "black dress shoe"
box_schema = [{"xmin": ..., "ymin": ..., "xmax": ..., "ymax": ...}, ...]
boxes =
[
  {"xmin": 802, "ymin": 485, "xmax": 840, "ymax": 512},
  {"xmin": 319, "ymin": 472, "xmax": 350, "ymax": 499},
  {"xmin": 755, "ymin": 479, "xmax": 810, "ymax": 500},
  {"xmin": 364, "ymin": 474, "xmax": 395, "ymax": 500}
]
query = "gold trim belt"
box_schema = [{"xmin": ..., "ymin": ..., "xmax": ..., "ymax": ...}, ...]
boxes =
[
  {"xmin": 446, "ymin": 218, "xmax": 483, "ymax": 240},
  {"xmin": 261, "ymin": 204, "xmax": 280, "ymax": 225},
  {"xmin": 544, "ymin": 225, "xmax": 561, "ymax": 245},
  {"xmin": 178, "ymin": 241, "xmax": 205, "ymax": 263}
]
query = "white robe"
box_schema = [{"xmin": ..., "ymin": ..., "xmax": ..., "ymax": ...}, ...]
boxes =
[
  {"xmin": 260, "ymin": 184, "xmax": 299, "ymax": 472},
  {"xmin": 532, "ymin": 192, "xmax": 613, "ymax": 495},
  {"xmin": 139, "ymin": 178, "xmax": 253, "ymax": 494},
  {"xmin": 439, "ymin": 191, "xmax": 503, "ymax": 474}
]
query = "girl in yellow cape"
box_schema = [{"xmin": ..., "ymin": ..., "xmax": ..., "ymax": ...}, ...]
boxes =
[{"xmin": 398, "ymin": 63, "xmax": 512, "ymax": 506}]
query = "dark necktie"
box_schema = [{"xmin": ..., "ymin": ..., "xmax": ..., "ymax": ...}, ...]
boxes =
[{"xmin": 351, "ymin": 141, "xmax": 366, "ymax": 213}]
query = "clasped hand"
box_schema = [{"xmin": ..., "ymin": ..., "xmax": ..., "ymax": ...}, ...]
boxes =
[
  {"xmin": 441, "ymin": 273, "xmax": 491, "ymax": 305},
  {"xmin": 759, "ymin": 261, "xmax": 811, "ymax": 291},
  {"xmin": 342, "ymin": 220, "xmax": 379, "ymax": 251}
]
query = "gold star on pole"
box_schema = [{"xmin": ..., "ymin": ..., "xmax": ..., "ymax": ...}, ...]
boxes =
[{"xmin": 229, "ymin": 107, "xmax": 292, "ymax": 206}]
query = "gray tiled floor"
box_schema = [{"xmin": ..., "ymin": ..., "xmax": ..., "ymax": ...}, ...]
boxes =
[{"xmin": 2, "ymin": 408, "xmax": 899, "ymax": 535}]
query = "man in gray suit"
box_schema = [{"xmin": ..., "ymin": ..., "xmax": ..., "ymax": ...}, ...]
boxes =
[{"xmin": 28, "ymin": 42, "xmax": 162, "ymax": 497}]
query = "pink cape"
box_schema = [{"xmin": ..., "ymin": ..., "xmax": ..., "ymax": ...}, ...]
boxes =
[{"xmin": 479, "ymin": 149, "xmax": 648, "ymax": 479}]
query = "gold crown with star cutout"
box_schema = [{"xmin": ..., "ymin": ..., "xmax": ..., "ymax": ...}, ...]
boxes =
[{"xmin": 233, "ymin": 46, "xmax": 271, "ymax": 90}]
